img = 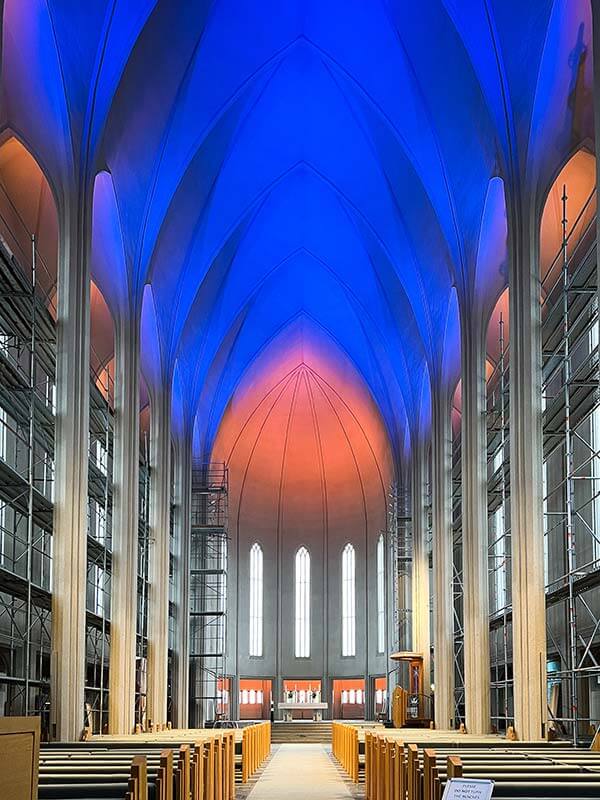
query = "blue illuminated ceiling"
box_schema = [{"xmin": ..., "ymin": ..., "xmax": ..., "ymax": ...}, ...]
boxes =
[{"xmin": 0, "ymin": 0, "xmax": 594, "ymax": 461}]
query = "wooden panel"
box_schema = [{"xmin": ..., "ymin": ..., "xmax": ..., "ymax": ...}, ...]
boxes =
[{"xmin": 0, "ymin": 716, "xmax": 40, "ymax": 800}]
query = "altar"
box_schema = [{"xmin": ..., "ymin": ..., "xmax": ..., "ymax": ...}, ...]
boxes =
[{"xmin": 278, "ymin": 701, "xmax": 328, "ymax": 721}]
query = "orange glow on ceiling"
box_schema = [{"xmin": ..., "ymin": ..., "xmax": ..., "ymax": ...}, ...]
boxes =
[
  {"xmin": 212, "ymin": 328, "xmax": 394, "ymax": 544},
  {"xmin": 0, "ymin": 136, "xmax": 57, "ymax": 301},
  {"xmin": 540, "ymin": 149, "xmax": 596, "ymax": 282}
]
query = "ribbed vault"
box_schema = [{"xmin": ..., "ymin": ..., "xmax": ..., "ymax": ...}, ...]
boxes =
[
  {"xmin": 211, "ymin": 321, "xmax": 394, "ymax": 545},
  {"xmin": 0, "ymin": 0, "xmax": 594, "ymax": 450}
]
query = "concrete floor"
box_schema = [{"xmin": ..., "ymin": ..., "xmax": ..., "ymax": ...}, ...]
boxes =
[{"xmin": 247, "ymin": 744, "xmax": 354, "ymax": 799}]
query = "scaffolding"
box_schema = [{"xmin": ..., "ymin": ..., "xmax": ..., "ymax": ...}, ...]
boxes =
[
  {"xmin": 167, "ymin": 455, "xmax": 176, "ymax": 723},
  {"xmin": 486, "ymin": 312, "xmax": 513, "ymax": 733},
  {"xmin": 84, "ymin": 362, "xmax": 113, "ymax": 734},
  {"xmin": 425, "ymin": 467, "xmax": 433, "ymax": 689},
  {"xmin": 189, "ymin": 461, "xmax": 228, "ymax": 726},
  {"xmin": 451, "ymin": 429, "xmax": 465, "ymax": 725},
  {"xmin": 136, "ymin": 434, "xmax": 151, "ymax": 729},
  {"xmin": 389, "ymin": 481, "xmax": 412, "ymax": 656},
  {"xmin": 541, "ymin": 186, "xmax": 599, "ymax": 743},
  {"xmin": 0, "ymin": 193, "xmax": 158, "ymax": 734},
  {"xmin": 0, "ymin": 233, "xmax": 55, "ymax": 733}
]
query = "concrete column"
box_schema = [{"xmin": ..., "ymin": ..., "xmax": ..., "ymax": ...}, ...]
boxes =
[
  {"xmin": 172, "ymin": 433, "xmax": 192, "ymax": 728},
  {"xmin": 109, "ymin": 312, "xmax": 140, "ymax": 734},
  {"xmin": 431, "ymin": 383, "xmax": 455, "ymax": 729},
  {"xmin": 460, "ymin": 309, "xmax": 490, "ymax": 734},
  {"xmin": 147, "ymin": 386, "xmax": 172, "ymax": 726},
  {"xmin": 273, "ymin": 676, "xmax": 283, "ymax": 720},
  {"xmin": 508, "ymin": 199, "xmax": 546, "ymax": 741},
  {"xmin": 51, "ymin": 194, "xmax": 91, "ymax": 741},
  {"xmin": 411, "ymin": 440, "xmax": 431, "ymax": 692}
]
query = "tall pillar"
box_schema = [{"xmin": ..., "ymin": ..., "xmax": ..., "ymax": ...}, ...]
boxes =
[
  {"xmin": 147, "ymin": 386, "xmax": 172, "ymax": 726},
  {"xmin": 460, "ymin": 309, "xmax": 490, "ymax": 734},
  {"xmin": 109, "ymin": 312, "xmax": 140, "ymax": 734},
  {"xmin": 509, "ymin": 199, "xmax": 546, "ymax": 740},
  {"xmin": 172, "ymin": 433, "xmax": 192, "ymax": 728},
  {"xmin": 411, "ymin": 440, "xmax": 431, "ymax": 692},
  {"xmin": 431, "ymin": 383, "xmax": 454, "ymax": 729},
  {"xmin": 51, "ymin": 194, "xmax": 91, "ymax": 741}
]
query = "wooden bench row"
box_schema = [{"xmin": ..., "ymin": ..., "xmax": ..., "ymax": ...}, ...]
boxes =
[
  {"xmin": 38, "ymin": 732, "xmax": 236, "ymax": 800},
  {"xmin": 415, "ymin": 745, "xmax": 600, "ymax": 799},
  {"xmin": 86, "ymin": 721, "xmax": 271, "ymax": 784},
  {"xmin": 360, "ymin": 732, "xmax": 600, "ymax": 800},
  {"xmin": 1, "ymin": 717, "xmax": 271, "ymax": 800}
]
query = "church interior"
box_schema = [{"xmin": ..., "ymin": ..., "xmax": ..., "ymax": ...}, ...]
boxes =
[{"xmin": 2, "ymin": 1, "xmax": 600, "ymax": 798}]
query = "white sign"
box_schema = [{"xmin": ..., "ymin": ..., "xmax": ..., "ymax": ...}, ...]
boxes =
[{"xmin": 441, "ymin": 778, "xmax": 494, "ymax": 800}]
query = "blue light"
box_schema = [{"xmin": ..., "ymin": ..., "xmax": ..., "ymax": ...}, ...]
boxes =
[{"xmin": 2, "ymin": 0, "xmax": 593, "ymax": 459}]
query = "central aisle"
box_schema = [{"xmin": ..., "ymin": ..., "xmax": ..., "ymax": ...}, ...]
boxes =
[{"xmin": 247, "ymin": 743, "xmax": 354, "ymax": 799}]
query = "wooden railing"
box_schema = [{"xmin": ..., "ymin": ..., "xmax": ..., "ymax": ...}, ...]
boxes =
[
  {"xmin": 241, "ymin": 721, "xmax": 271, "ymax": 782},
  {"xmin": 331, "ymin": 722, "xmax": 359, "ymax": 783}
]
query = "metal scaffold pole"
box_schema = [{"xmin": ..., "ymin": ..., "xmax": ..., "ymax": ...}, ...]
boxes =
[
  {"xmin": 189, "ymin": 461, "xmax": 228, "ymax": 726},
  {"xmin": 24, "ymin": 234, "xmax": 36, "ymax": 716},
  {"xmin": 486, "ymin": 305, "xmax": 513, "ymax": 733},
  {"xmin": 498, "ymin": 312, "xmax": 510, "ymax": 727},
  {"xmin": 560, "ymin": 186, "xmax": 579, "ymax": 745}
]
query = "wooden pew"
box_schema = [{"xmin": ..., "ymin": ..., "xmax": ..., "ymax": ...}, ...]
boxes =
[
  {"xmin": 418, "ymin": 747, "xmax": 600, "ymax": 800},
  {"xmin": 128, "ymin": 756, "xmax": 148, "ymax": 800},
  {"xmin": 241, "ymin": 722, "xmax": 270, "ymax": 783},
  {"xmin": 333, "ymin": 722, "xmax": 384, "ymax": 788},
  {"xmin": 39, "ymin": 740, "xmax": 192, "ymax": 800},
  {"xmin": 358, "ymin": 726, "xmax": 600, "ymax": 800},
  {"xmin": 156, "ymin": 751, "xmax": 173, "ymax": 800},
  {"xmin": 37, "ymin": 755, "xmax": 152, "ymax": 800},
  {"xmin": 33, "ymin": 722, "xmax": 261, "ymax": 800},
  {"xmin": 94, "ymin": 721, "xmax": 267, "ymax": 792},
  {"xmin": 0, "ymin": 716, "xmax": 41, "ymax": 800},
  {"xmin": 331, "ymin": 722, "xmax": 359, "ymax": 782}
]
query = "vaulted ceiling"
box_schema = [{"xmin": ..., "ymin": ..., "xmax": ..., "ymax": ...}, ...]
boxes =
[
  {"xmin": 211, "ymin": 321, "xmax": 393, "ymax": 545},
  {"xmin": 0, "ymin": 1, "xmax": 594, "ymax": 466}
]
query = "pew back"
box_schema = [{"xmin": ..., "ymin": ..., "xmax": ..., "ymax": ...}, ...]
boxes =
[{"xmin": 0, "ymin": 716, "xmax": 41, "ymax": 800}]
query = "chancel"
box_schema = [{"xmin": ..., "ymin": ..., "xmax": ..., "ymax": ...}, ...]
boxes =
[{"xmin": 1, "ymin": 2, "xmax": 600, "ymax": 800}]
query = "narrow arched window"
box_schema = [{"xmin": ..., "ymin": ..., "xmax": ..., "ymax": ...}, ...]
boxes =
[
  {"xmin": 295, "ymin": 547, "xmax": 310, "ymax": 657},
  {"xmin": 377, "ymin": 534, "xmax": 386, "ymax": 654},
  {"xmin": 342, "ymin": 543, "xmax": 356, "ymax": 656},
  {"xmin": 249, "ymin": 543, "xmax": 263, "ymax": 657}
]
